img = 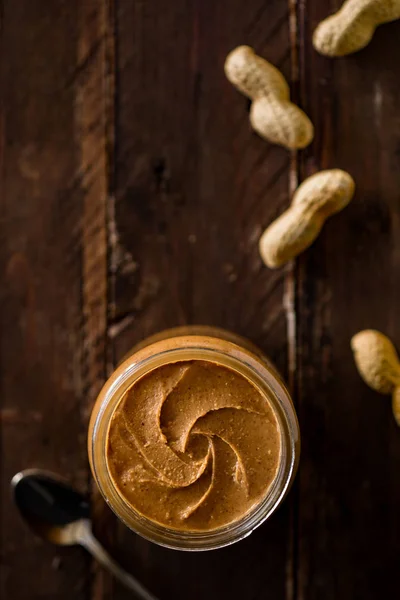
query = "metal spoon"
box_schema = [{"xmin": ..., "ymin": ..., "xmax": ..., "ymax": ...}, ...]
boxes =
[{"xmin": 11, "ymin": 469, "xmax": 157, "ymax": 600}]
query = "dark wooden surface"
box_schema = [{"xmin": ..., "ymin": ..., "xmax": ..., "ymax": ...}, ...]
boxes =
[{"xmin": 1, "ymin": 1, "xmax": 399, "ymax": 599}]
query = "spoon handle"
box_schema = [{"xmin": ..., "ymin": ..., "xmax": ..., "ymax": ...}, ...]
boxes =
[{"xmin": 79, "ymin": 520, "xmax": 158, "ymax": 600}]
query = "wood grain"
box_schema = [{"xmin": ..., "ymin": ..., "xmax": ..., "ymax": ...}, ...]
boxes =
[
  {"xmin": 2, "ymin": 0, "xmax": 400, "ymax": 599},
  {"xmin": 110, "ymin": 1, "xmax": 295, "ymax": 599},
  {"xmin": 0, "ymin": 1, "xmax": 109, "ymax": 598},
  {"xmin": 296, "ymin": 3, "xmax": 400, "ymax": 599}
]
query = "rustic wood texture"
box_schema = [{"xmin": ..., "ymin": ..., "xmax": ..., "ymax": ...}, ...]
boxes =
[
  {"xmin": 110, "ymin": 2, "xmax": 294, "ymax": 599},
  {"xmin": 1, "ymin": 0, "xmax": 399, "ymax": 599},
  {"xmin": 296, "ymin": 3, "xmax": 400, "ymax": 599},
  {"xmin": 0, "ymin": 1, "xmax": 109, "ymax": 598}
]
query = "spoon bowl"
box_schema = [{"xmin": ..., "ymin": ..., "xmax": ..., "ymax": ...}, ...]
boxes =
[
  {"xmin": 11, "ymin": 469, "xmax": 157, "ymax": 600},
  {"xmin": 11, "ymin": 469, "xmax": 90, "ymax": 545}
]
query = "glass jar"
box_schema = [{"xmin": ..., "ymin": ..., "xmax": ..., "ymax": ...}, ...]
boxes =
[{"xmin": 88, "ymin": 326, "xmax": 300, "ymax": 551}]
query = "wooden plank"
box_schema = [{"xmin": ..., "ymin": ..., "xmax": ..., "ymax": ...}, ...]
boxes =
[
  {"xmin": 78, "ymin": 1, "xmax": 112, "ymax": 599},
  {"xmin": 111, "ymin": 1, "xmax": 296, "ymax": 598},
  {"xmin": 296, "ymin": 2, "xmax": 400, "ymax": 599},
  {"xmin": 0, "ymin": 1, "xmax": 109, "ymax": 598}
]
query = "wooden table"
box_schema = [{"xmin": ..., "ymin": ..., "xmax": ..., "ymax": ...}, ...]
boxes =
[{"xmin": 1, "ymin": 1, "xmax": 400, "ymax": 598}]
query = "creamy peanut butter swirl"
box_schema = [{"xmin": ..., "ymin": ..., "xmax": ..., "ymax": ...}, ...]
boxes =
[{"xmin": 106, "ymin": 360, "xmax": 281, "ymax": 531}]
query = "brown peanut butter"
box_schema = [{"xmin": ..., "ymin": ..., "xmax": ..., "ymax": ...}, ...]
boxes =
[{"xmin": 106, "ymin": 360, "xmax": 281, "ymax": 531}]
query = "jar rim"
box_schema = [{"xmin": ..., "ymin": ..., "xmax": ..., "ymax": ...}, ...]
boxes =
[{"xmin": 89, "ymin": 334, "xmax": 300, "ymax": 551}]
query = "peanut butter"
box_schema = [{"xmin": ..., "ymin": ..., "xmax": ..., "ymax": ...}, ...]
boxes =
[{"xmin": 106, "ymin": 359, "xmax": 281, "ymax": 532}]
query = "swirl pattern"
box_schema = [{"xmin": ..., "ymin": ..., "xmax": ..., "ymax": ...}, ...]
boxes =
[{"xmin": 107, "ymin": 360, "xmax": 281, "ymax": 531}]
